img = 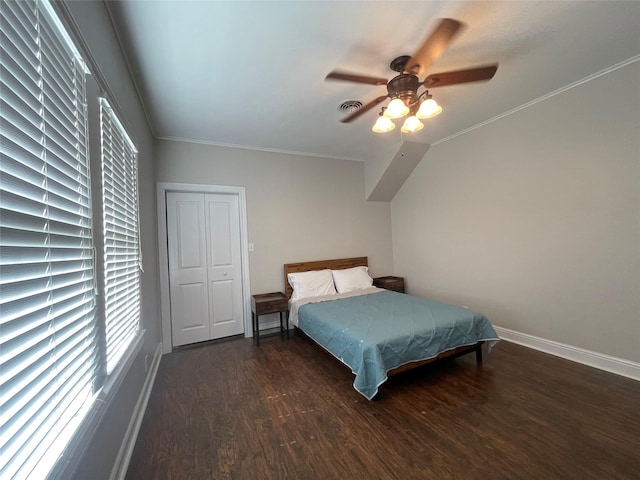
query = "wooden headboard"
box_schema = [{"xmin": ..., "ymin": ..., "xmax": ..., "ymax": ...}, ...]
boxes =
[{"xmin": 283, "ymin": 257, "xmax": 368, "ymax": 299}]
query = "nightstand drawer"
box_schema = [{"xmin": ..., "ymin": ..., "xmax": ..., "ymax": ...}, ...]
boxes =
[
  {"xmin": 252, "ymin": 292, "xmax": 288, "ymax": 315},
  {"xmin": 373, "ymin": 276, "xmax": 405, "ymax": 293}
]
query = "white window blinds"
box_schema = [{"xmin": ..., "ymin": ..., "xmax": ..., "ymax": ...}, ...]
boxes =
[
  {"xmin": 0, "ymin": 1, "xmax": 97, "ymax": 478},
  {"xmin": 99, "ymin": 98, "xmax": 140, "ymax": 373}
]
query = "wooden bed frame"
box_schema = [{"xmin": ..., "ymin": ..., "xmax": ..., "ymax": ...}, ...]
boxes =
[{"xmin": 283, "ymin": 257, "xmax": 483, "ymax": 387}]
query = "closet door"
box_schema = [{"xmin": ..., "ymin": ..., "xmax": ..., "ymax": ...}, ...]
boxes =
[
  {"xmin": 167, "ymin": 192, "xmax": 211, "ymax": 346},
  {"xmin": 205, "ymin": 193, "xmax": 244, "ymax": 339}
]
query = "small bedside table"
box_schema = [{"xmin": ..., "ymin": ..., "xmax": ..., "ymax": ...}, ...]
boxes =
[
  {"xmin": 373, "ymin": 276, "xmax": 405, "ymax": 293},
  {"xmin": 251, "ymin": 292, "xmax": 289, "ymax": 346}
]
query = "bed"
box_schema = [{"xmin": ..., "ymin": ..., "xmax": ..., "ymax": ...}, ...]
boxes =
[{"xmin": 284, "ymin": 257, "xmax": 499, "ymax": 400}]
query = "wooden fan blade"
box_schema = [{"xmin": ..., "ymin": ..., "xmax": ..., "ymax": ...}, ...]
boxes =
[
  {"xmin": 326, "ymin": 71, "xmax": 388, "ymax": 86},
  {"xmin": 423, "ymin": 64, "xmax": 498, "ymax": 88},
  {"xmin": 405, "ymin": 18, "xmax": 463, "ymax": 75},
  {"xmin": 341, "ymin": 95, "xmax": 388, "ymax": 123}
]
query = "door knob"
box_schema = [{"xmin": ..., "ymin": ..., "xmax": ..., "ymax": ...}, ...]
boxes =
[{"xmin": 223, "ymin": 272, "xmax": 228, "ymax": 276}]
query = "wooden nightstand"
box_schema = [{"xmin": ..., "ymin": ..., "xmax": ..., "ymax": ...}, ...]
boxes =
[
  {"xmin": 373, "ymin": 276, "xmax": 405, "ymax": 293},
  {"xmin": 251, "ymin": 292, "xmax": 289, "ymax": 346}
]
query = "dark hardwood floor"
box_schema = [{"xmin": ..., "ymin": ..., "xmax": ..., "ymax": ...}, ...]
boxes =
[{"xmin": 126, "ymin": 333, "xmax": 640, "ymax": 480}]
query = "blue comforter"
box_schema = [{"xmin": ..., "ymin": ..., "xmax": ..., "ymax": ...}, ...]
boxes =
[{"xmin": 298, "ymin": 290, "xmax": 499, "ymax": 399}]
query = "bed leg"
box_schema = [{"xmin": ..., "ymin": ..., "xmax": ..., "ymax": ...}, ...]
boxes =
[{"xmin": 475, "ymin": 343, "xmax": 483, "ymax": 363}]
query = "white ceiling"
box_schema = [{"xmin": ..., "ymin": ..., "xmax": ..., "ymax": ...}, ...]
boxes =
[{"xmin": 107, "ymin": 1, "xmax": 640, "ymax": 164}]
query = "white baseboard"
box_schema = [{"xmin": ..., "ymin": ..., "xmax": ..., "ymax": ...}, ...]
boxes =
[
  {"xmin": 109, "ymin": 342, "xmax": 163, "ymax": 480},
  {"xmin": 493, "ymin": 326, "xmax": 640, "ymax": 382}
]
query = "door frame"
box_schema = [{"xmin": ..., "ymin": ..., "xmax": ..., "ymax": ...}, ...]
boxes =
[{"xmin": 157, "ymin": 182, "xmax": 252, "ymax": 354}]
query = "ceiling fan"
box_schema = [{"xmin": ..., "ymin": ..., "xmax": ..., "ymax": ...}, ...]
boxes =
[{"xmin": 325, "ymin": 18, "xmax": 498, "ymax": 133}]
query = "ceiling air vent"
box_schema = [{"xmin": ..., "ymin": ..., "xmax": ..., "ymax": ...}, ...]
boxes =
[{"xmin": 338, "ymin": 100, "xmax": 363, "ymax": 114}]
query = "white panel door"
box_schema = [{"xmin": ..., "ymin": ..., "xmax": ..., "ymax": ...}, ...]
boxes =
[
  {"xmin": 167, "ymin": 192, "xmax": 211, "ymax": 346},
  {"xmin": 205, "ymin": 193, "xmax": 244, "ymax": 339}
]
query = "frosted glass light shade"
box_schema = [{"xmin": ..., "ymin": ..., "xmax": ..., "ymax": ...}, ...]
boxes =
[
  {"xmin": 416, "ymin": 98, "xmax": 442, "ymax": 119},
  {"xmin": 384, "ymin": 98, "xmax": 410, "ymax": 119},
  {"xmin": 401, "ymin": 116, "xmax": 424, "ymax": 133},
  {"xmin": 372, "ymin": 115, "xmax": 395, "ymax": 133}
]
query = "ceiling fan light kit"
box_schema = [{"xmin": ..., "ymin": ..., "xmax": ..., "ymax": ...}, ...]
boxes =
[
  {"xmin": 416, "ymin": 97, "xmax": 442, "ymax": 119},
  {"xmin": 400, "ymin": 115, "xmax": 424, "ymax": 133},
  {"xmin": 379, "ymin": 88, "xmax": 442, "ymax": 133},
  {"xmin": 325, "ymin": 18, "xmax": 498, "ymax": 135},
  {"xmin": 372, "ymin": 112, "xmax": 396, "ymax": 133},
  {"xmin": 384, "ymin": 98, "xmax": 410, "ymax": 119}
]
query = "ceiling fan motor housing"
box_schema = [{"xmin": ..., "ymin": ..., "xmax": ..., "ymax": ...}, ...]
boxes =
[{"xmin": 387, "ymin": 73, "xmax": 420, "ymax": 105}]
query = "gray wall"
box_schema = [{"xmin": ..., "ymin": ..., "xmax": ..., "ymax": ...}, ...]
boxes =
[
  {"xmin": 391, "ymin": 61, "xmax": 640, "ymax": 363},
  {"xmin": 61, "ymin": 2, "xmax": 161, "ymax": 478},
  {"xmin": 155, "ymin": 140, "xmax": 395, "ymax": 293}
]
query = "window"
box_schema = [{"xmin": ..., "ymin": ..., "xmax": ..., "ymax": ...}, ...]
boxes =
[
  {"xmin": 99, "ymin": 98, "xmax": 141, "ymax": 373},
  {"xmin": 1, "ymin": 1, "xmax": 96, "ymax": 478},
  {"xmin": 0, "ymin": 1, "xmax": 142, "ymax": 478}
]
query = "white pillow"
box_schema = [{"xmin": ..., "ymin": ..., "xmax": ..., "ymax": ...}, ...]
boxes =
[
  {"xmin": 331, "ymin": 266, "xmax": 373, "ymax": 294},
  {"xmin": 288, "ymin": 269, "xmax": 336, "ymax": 302}
]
